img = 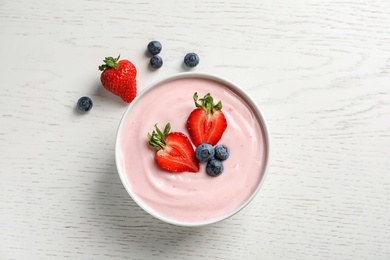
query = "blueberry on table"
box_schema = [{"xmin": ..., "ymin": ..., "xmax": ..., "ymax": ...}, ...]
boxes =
[
  {"xmin": 214, "ymin": 144, "xmax": 229, "ymax": 161},
  {"xmin": 206, "ymin": 159, "xmax": 224, "ymax": 177},
  {"xmin": 77, "ymin": 96, "xmax": 93, "ymax": 112},
  {"xmin": 184, "ymin": 52, "xmax": 199, "ymax": 68},
  {"xmin": 150, "ymin": 55, "xmax": 163, "ymax": 69},
  {"xmin": 195, "ymin": 143, "xmax": 215, "ymax": 163},
  {"xmin": 147, "ymin": 41, "xmax": 162, "ymax": 55}
]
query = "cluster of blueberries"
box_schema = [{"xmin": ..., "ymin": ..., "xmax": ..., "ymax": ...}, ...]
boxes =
[
  {"xmin": 195, "ymin": 143, "xmax": 230, "ymax": 177},
  {"xmin": 147, "ymin": 40, "xmax": 200, "ymax": 69}
]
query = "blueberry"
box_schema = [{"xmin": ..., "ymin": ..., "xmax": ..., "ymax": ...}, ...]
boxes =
[
  {"xmin": 77, "ymin": 96, "xmax": 93, "ymax": 112},
  {"xmin": 150, "ymin": 55, "xmax": 163, "ymax": 69},
  {"xmin": 147, "ymin": 41, "xmax": 162, "ymax": 55},
  {"xmin": 214, "ymin": 144, "xmax": 229, "ymax": 161},
  {"xmin": 184, "ymin": 52, "xmax": 199, "ymax": 68},
  {"xmin": 195, "ymin": 143, "xmax": 214, "ymax": 163},
  {"xmin": 206, "ymin": 159, "xmax": 224, "ymax": 177}
]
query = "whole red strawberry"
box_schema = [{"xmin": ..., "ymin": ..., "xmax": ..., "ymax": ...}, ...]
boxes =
[
  {"xmin": 148, "ymin": 123, "xmax": 199, "ymax": 173},
  {"xmin": 187, "ymin": 92, "xmax": 227, "ymax": 147},
  {"xmin": 99, "ymin": 55, "xmax": 137, "ymax": 103}
]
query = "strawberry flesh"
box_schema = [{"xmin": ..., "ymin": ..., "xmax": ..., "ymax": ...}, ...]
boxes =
[
  {"xmin": 156, "ymin": 132, "xmax": 199, "ymax": 173},
  {"xmin": 186, "ymin": 93, "xmax": 227, "ymax": 147},
  {"xmin": 148, "ymin": 123, "xmax": 199, "ymax": 173}
]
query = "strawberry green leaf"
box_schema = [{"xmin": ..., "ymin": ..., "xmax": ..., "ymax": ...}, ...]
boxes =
[
  {"xmin": 214, "ymin": 100, "xmax": 222, "ymax": 110},
  {"xmin": 192, "ymin": 92, "xmax": 223, "ymax": 114},
  {"xmin": 98, "ymin": 54, "xmax": 120, "ymax": 71},
  {"xmin": 163, "ymin": 123, "xmax": 171, "ymax": 136},
  {"xmin": 193, "ymin": 92, "xmax": 201, "ymax": 108},
  {"xmin": 148, "ymin": 123, "xmax": 171, "ymax": 150},
  {"xmin": 155, "ymin": 124, "xmax": 163, "ymax": 138}
]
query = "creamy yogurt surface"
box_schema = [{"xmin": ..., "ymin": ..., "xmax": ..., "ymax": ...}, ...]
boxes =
[{"xmin": 116, "ymin": 74, "xmax": 268, "ymax": 225}]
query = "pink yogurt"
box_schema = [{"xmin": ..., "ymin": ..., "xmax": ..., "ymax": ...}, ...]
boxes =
[{"xmin": 116, "ymin": 73, "xmax": 270, "ymax": 226}]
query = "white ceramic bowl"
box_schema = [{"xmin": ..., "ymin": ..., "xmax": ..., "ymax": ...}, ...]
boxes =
[{"xmin": 115, "ymin": 72, "xmax": 270, "ymax": 227}]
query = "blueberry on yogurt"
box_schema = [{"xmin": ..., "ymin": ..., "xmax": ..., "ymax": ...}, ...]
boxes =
[
  {"xmin": 195, "ymin": 143, "xmax": 215, "ymax": 163},
  {"xmin": 206, "ymin": 159, "xmax": 224, "ymax": 177},
  {"xmin": 214, "ymin": 144, "xmax": 229, "ymax": 161}
]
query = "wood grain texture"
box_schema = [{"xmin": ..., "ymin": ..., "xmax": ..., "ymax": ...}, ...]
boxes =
[{"xmin": 1, "ymin": 0, "xmax": 390, "ymax": 259}]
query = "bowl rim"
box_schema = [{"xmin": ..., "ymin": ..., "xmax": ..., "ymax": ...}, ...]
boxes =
[{"xmin": 115, "ymin": 72, "xmax": 271, "ymax": 227}]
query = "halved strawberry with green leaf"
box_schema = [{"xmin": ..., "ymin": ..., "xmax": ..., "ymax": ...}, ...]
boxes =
[
  {"xmin": 148, "ymin": 123, "xmax": 199, "ymax": 173},
  {"xmin": 186, "ymin": 92, "xmax": 227, "ymax": 147}
]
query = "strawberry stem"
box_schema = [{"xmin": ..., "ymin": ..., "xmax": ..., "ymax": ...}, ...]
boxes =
[
  {"xmin": 98, "ymin": 54, "xmax": 120, "ymax": 71},
  {"xmin": 148, "ymin": 123, "xmax": 171, "ymax": 150},
  {"xmin": 193, "ymin": 92, "xmax": 222, "ymax": 114}
]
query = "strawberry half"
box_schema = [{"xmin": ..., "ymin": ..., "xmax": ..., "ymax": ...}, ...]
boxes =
[
  {"xmin": 186, "ymin": 92, "xmax": 227, "ymax": 147},
  {"xmin": 148, "ymin": 123, "xmax": 199, "ymax": 173},
  {"xmin": 99, "ymin": 55, "xmax": 137, "ymax": 103}
]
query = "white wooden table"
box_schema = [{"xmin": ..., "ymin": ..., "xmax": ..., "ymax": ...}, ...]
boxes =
[{"xmin": 1, "ymin": 0, "xmax": 390, "ymax": 259}]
